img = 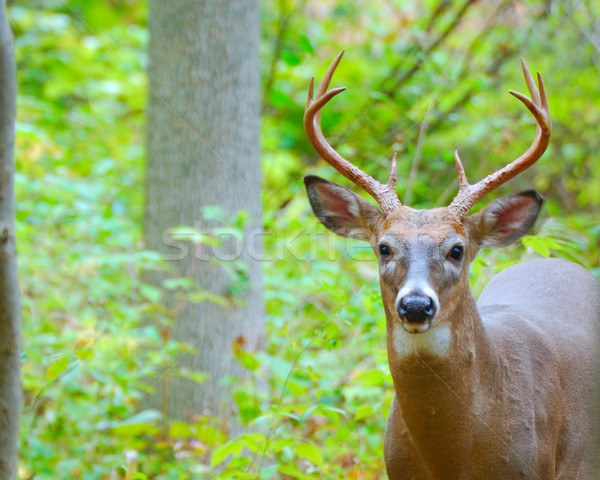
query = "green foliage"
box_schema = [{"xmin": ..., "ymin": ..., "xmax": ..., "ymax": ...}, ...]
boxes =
[{"xmin": 13, "ymin": 0, "xmax": 599, "ymax": 479}]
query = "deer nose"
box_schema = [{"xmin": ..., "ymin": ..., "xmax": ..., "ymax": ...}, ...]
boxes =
[{"xmin": 397, "ymin": 295, "xmax": 437, "ymax": 324}]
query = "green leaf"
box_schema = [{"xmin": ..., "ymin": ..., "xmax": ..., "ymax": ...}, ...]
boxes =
[
  {"xmin": 235, "ymin": 350, "xmax": 260, "ymax": 371},
  {"xmin": 351, "ymin": 369, "xmax": 387, "ymax": 387},
  {"xmin": 46, "ymin": 356, "xmax": 71, "ymax": 381},
  {"xmin": 293, "ymin": 442, "xmax": 323, "ymax": 465},
  {"xmin": 74, "ymin": 347, "xmax": 95, "ymax": 361},
  {"xmin": 319, "ymin": 406, "xmax": 348, "ymax": 418},
  {"xmin": 168, "ymin": 226, "xmax": 204, "ymax": 245},
  {"xmin": 210, "ymin": 439, "xmax": 245, "ymax": 468},
  {"xmin": 354, "ymin": 404, "xmax": 375, "ymax": 421},
  {"xmin": 169, "ymin": 421, "xmax": 194, "ymax": 438},
  {"xmin": 281, "ymin": 49, "xmax": 302, "ymax": 66},
  {"xmin": 522, "ymin": 236, "xmax": 563, "ymax": 258},
  {"xmin": 268, "ymin": 88, "xmax": 293, "ymax": 108},
  {"xmin": 139, "ymin": 283, "xmax": 162, "ymax": 303},
  {"xmin": 233, "ymin": 390, "xmax": 261, "ymax": 423},
  {"xmin": 112, "ymin": 410, "xmax": 163, "ymax": 437},
  {"xmin": 297, "ymin": 34, "xmax": 315, "ymax": 55},
  {"xmin": 175, "ymin": 368, "xmax": 209, "ymax": 385},
  {"xmin": 162, "ymin": 277, "xmax": 195, "ymax": 291}
]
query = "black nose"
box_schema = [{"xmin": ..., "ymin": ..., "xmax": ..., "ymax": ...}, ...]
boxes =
[{"xmin": 397, "ymin": 295, "xmax": 436, "ymax": 324}]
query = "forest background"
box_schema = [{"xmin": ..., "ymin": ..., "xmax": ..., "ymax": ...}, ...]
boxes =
[{"xmin": 12, "ymin": 0, "xmax": 599, "ymax": 479}]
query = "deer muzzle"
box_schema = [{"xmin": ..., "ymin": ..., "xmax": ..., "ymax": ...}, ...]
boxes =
[{"xmin": 396, "ymin": 290, "xmax": 438, "ymax": 333}]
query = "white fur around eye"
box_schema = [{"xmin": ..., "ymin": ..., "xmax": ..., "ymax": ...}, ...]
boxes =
[
  {"xmin": 443, "ymin": 257, "xmax": 462, "ymax": 277},
  {"xmin": 379, "ymin": 260, "xmax": 396, "ymax": 277}
]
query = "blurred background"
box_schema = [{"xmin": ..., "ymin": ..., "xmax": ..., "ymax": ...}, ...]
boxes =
[{"xmin": 12, "ymin": 0, "xmax": 598, "ymax": 478}]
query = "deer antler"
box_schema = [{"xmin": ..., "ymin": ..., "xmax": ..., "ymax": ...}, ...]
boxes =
[
  {"xmin": 304, "ymin": 51, "xmax": 402, "ymax": 214},
  {"xmin": 448, "ymin": 58, "xmax": 552, "ymax": 219}
]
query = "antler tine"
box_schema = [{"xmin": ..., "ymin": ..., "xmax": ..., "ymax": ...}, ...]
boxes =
[
  {"xmin": 453, "ymin": 150, "xmax": 469, "ymax": 190},
  {"xmin": 448, "ymin": 59, "xmax": 551, "ymax": 219},
  {"xmin": 306, "ymin": 76, "xmax": 314, "ymax": 108},
  {"xmin": 317, "ymin": 49, "xmax": 344, "ymax": 98},
  {"xmin": 304, "ymin": 51, "xmax": 402, "ymax": 214},
  {"xmin": 519, "ymin": 57, "xmax": 541, "ymax": 106}
]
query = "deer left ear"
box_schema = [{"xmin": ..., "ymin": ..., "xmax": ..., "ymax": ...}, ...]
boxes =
[
  {"xmin": 470, "ymin": 190, "xmax": 543, "ymax": 248},
  {"xmin": 304, "ymin": 175, "xmax": 384, "ymax": 241}
]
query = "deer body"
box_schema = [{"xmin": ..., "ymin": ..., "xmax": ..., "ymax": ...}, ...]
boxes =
[
  {"xmin": 302, "ymin": 52, "xmax": 599, "ymax": 478},
  {"xmin": 384, "ymin": 258, "xmax": 599, "ymax": 479}
]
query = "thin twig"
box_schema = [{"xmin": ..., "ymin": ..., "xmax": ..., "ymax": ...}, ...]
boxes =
[
  {"xmin": 382, "ymin": 0, "xmax": 479, "ymax": 97},
  {"xmin": 262, "ymin": 0, "xmax": 308, "ymax": 112}
]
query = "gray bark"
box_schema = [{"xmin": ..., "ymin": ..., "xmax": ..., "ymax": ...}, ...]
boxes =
[
  {"xmin": 0, "ymin": 2, "xmax": 21, "ymax": 478},
  {"xmin": 143, "ymin": 0, "xmax": 264, "ymax": 423}
]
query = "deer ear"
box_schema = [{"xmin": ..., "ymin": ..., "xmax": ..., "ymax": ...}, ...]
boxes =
[
  {"xmin": 471, "ymin": 190, "xmax": 543, "ymax": 248},
  {"xmin": 304, "ymin": 175, "xmax": 384, "ymax": 241}
]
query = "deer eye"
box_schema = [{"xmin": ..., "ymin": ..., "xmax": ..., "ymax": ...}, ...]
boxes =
[
  {"xmin": 378, "ymin": 244, "xmax": 392, "ymax": 258},
  {"xmin": 448, "ymin": 244, "xmax": 464, "ymax": 261}
]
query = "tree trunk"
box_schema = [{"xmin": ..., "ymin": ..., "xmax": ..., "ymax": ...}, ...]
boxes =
[
  {"xmin": 143, "ymin": 0, "xmax": 264, "ymax": 424},
  {"xmin": 0, "ymin": 2, "xmax": 21, "ymax": 478}
]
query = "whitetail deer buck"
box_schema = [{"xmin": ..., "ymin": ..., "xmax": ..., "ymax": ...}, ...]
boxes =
[{"xmin": 303, "ymin": 52, "xmax": 600, "ymax": 479}]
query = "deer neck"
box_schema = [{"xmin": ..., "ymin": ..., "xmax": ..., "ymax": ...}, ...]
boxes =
[{"xmin": 384, "ymin": 291, "xmax": 497, "ymax": 473}]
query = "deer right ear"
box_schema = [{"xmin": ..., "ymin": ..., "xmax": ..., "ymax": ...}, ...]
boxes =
[
  {"xmin": 470, "ymin": 190, "xmax": 543, "ymax": 248},
  {"xmin": 304, "ymin": 175, "xmax": 384, "ymax": 241}
]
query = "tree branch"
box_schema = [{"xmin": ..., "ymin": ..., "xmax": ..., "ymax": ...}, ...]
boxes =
[
  {"xmin": 382, "ymin": 0, "xmax": 479, "ymax": 97},
  {"xmin": 0, "ymin": 2, "xmax": 22, "ymax": 478},
  {"xmin": 262, "ymin": 0, "xmax": 307, "ymax": 113},
  {"xmin": 332, "ymin": 0, "xmax": 480, "ymax": 151}
]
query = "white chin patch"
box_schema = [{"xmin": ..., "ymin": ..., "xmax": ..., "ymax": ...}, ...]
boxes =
[
  {"xmin": 393, "ymin": 322, "xmax": 451, "ymax": 357},
  {"xmin": 401, "ymin": 321, "xmax": 431, "ymax": 334}
]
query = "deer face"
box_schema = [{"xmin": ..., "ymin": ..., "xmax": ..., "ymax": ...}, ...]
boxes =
[
  {"xmin": 305, "ymin": 176, "xmax": 542, "ymax": 336},
  {"xmin": 302, "ymin": 53, "xmax": 549, "ymax": 352},
  {"xmin": 376, "ymin": 207, "xmax": 471, "ymax": 335}
]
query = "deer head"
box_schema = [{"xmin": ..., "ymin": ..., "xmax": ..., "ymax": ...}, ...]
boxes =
[{"xmin": 304, "ymin": 51, "xmax": 551, "ymax": 337}]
